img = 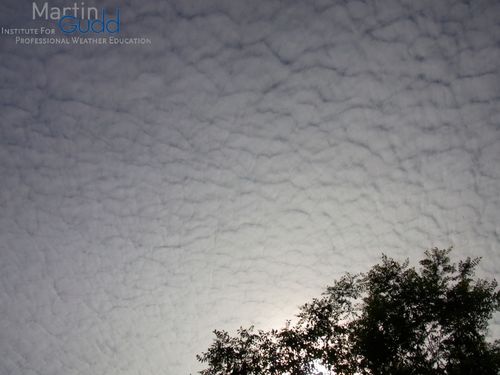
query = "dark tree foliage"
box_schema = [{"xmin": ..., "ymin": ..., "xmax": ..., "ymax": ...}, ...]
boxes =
[{"xmin": 197, "ymin": 248, "xmax": 500, "ymax": 375}]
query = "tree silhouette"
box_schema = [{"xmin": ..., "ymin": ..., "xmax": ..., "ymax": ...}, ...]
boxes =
[{"xmin": 197, "ymin": 248, "xmax": 500, "ymax": 374}]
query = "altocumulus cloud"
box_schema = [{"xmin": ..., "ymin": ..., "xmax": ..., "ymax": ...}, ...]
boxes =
[{"xmin": 0, "ymin": 0, "xmax": 499, "ymax": 374}]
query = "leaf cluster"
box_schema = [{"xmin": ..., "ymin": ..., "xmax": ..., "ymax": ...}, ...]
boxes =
[{"xmin": 197, "ymin": 248, "xmax": 500, "ymax": 375}]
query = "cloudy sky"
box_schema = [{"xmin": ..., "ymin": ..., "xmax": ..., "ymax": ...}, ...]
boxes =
[{"xmin": 1, "ymin": 0, "xmax": 499, "ymax": 374}]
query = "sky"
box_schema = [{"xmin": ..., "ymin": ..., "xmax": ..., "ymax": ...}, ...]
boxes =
[{"xmin": 0, "ymin": 0, "xmax": 499, "ymax": 374}]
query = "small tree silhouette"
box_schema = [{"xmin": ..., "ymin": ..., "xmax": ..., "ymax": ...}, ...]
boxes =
[{"xmin": 197, "ymin": 248, "xmax": 500, "ymax": 374}]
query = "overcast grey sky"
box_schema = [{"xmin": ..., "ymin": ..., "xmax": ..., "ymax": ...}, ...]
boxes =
[{"xmin": 1, "ymin": 0, "xmax": 499, "ymax": 374}]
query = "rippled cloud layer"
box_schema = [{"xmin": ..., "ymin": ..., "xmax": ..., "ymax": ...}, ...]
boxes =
[{"xmin": 1, "ymin": 0, "xmax": 499, "ymax": 374}]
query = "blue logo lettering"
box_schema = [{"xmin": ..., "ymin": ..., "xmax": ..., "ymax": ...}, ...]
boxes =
[{"xmin": 58, "ymin": 8, "xmax": 120, "ymax": 34}]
